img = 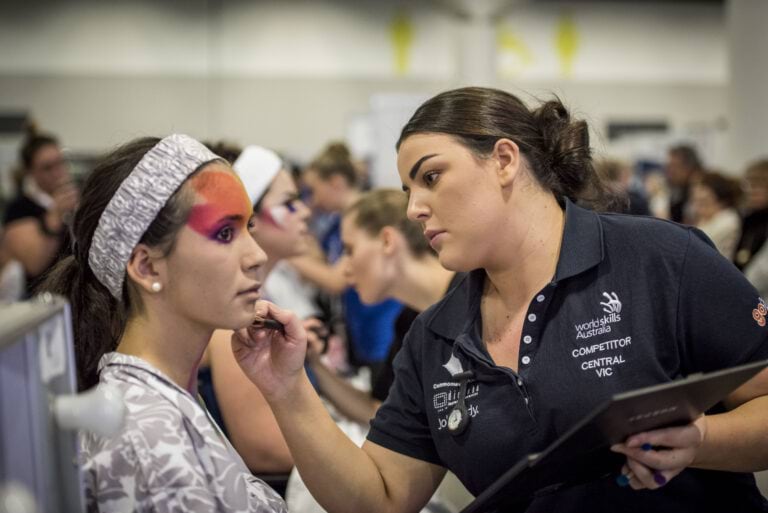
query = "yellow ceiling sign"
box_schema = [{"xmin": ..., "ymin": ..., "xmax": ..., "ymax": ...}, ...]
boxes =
[
  {"xmin": 556, "ymin": 13, "xmax": 579, "ymax": 78},
  {"xmin": 497, "ymin": 24, "xmax": 533, "ymax": 77},
  {"xmin": 390, "ymin": 11, "xmax": 414, "ymax": 76}
]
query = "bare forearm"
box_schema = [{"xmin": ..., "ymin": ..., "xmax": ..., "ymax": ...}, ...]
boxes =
[
  {"xmin": 693, "ymin": 396, "xmax": 768, "ymax": 472},
  {"xmin": 270, "ymin": 373, "xmax": 394, "ymax": 513},
  {"xmin": 6, "ymin": 221, "xmax": 61, "ymax": 277},
  {"xmin": 288, "ymin": 257, "xmax": 347, "ymax": 294},
  {"xmin": 309, "ymin": 360, "xmax": 380, "ymax": 424},
  {"xmin": 235, "ymin": 436, "xmax": 293, "ymax": 474}
]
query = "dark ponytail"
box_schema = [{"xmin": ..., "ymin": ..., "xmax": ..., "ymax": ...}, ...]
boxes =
[
  {"xmin": 37, "ymin": 137, "xmax": 194, "ymax": 390},
  {"xmin": 41, "ymin": 254, "xmax": 125, "ymax": 391},
  {"xmin": 397, "ymin": 87, "xmax": 620, "ymax": 211}
]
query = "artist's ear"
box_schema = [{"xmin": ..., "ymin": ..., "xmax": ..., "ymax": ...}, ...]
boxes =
[
  {"xmin": 492, "ymin": 138, "xmax": 522, "ymax": 188},
  {"xmin": 125, "ymin": 243, "xmax": 165, "ymax": 294}
]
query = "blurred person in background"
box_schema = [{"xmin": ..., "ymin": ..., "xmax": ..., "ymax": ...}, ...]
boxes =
[
  {"xmin": 644, "ymin": 170, "xmax": 671, "ymax": 220},
  {"xmin": 593, "ymin": 157, "xmax": 650, "ymax": 216},
  {"xmin": 666, "ymin": 144, "xmax": 704, "ymax": 224},
  {"xmin": 0, "ymin": 226, "xmax": 24, "ymax": 302},
  {"xmin": 288, "ymin": 189, "xmax": 459, "ymax": 513},
  {"xmin": 2, "ymin": 127, "xmax": 78, "ymax": 295},
  {"xmin": 291, "ymin": 142, "xmax": 403, "ymax": 386},
  {"xmin": 206, "ymin": 145, "xmax": 315, "ymax": 491},
  {"xmin": 735, "ymin": 159, "xmax": 768, "ymax": 271},
  {"xmin": 691, "ymin": 171, "xmax": 742, "ymax": 259}
]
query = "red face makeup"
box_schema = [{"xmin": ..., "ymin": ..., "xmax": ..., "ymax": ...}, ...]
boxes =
[{"xmin": 187, "ymin": 170, "xmax": 253, "ymax": 241}]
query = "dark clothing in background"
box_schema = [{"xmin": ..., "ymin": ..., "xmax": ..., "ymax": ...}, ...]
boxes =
[
  {"xmin": 669, "ymin": 185, "xmax": 689, "ymax": 224},
  {"xmin": 735, "ymin": 208, "xmax": 768, "ymax": 270},
  {"xmin": 371, "ymin": 273, "xmax": 466, "ymax": 403},
  {"xmin": 2, "ymin": 194, "xmax": 69, "ymax": 296}
]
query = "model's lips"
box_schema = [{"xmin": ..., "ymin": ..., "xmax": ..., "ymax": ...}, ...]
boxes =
[
  {"xmin": 237, "ymin": 284, "xmax": 262, "ymax": 296},
  {"xmin": 424, "ymin": 229, "xmax": 445, "ymax": 243}
]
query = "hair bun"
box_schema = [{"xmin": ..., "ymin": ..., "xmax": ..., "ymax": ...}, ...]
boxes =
[
  {"xmin": 531, "ymin": 99, "xmax": 592, "ymax": 202},
  {"xmin": 23, "ymin": 119, "xmax": 39, "ymax": 139}
]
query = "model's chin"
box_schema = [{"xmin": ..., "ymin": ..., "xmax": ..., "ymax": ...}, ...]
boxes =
[{"xmin": 227, "ymin": 311, "xmax": 256, "ymax": 332}]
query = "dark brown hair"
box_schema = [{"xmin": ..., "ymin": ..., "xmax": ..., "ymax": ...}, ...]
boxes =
[
  {"xmin": 204, "ymin": 140, "xmax": 242, "ymax": 165},
  {"xmin": 745, "ymin": 159, "xmax": 768, "ymax": 188},
  {"xmin": 344, "ymin": 189, "xmax": 431, "ymax": 258},
  {"xmin": 20, "ymin": 123, "xmax": 59, "ymax": 170},
  {"xmin": 38, "ymin": 137, "xmax": 199, "ymax": 390},
  {"xmin": 698, "ymin": 172, "xmax": 742, "ymax": 208},
  {"xmin": 397, "ymin": 87, "xmax": 619, "ymax": 210},
  {"xmin": 306, "ymin": 141, "xmax": 357, "ymax": 187},
  {"xmin": 669, "ymin": 144, "xmax": 703, "ymax": 172}
]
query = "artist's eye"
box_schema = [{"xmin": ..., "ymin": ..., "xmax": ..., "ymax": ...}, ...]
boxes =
[{"xmin": 423, "ymin": 170, "xmax": 440, "ymax": 187}]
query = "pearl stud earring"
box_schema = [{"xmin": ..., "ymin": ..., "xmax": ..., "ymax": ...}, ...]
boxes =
[{"xmin": 151, "ymin": 282, "xmax": 162, "ymax": 293}]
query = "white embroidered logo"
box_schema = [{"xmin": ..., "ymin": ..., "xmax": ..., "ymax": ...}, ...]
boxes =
[
  {"xmin": 600, "ymin": 292, "xmax": 622, "ymax": 314},
  {"xmin": 432, "ymin": 353, "xmax": 480, "ymax": 430},
  {"xmin": 571, "ymin": 291, "xmax": 631, "ymax": 377},
  {"xmin": 573, "ymin": 292, "xmax": 623, "ymax": 340},
  {"xmin": 442, "ymin": 353, "xmax": 464, "ymax": 377}
]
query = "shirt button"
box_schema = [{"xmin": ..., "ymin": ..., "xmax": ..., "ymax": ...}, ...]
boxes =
[
  {"xmin": 517, "ymin": 378, "xmax": 523, "ymax": 386},
  {"xmin": 528, "ymin": 313, "xmax": 537, "ymax": 322},
  {"xmin": 523, "ymin": 335, "xmax": 532, "ymax": 344},
  {"xmin": 522, "ymin": 355, "xmax": 531, "ymax": 365},
  {"xmin": 536, "ymin": 294, "xmax": 545, "ymax": 303},
  {"xmin": 524, "ymin": 397, "xmax": 529, "ymax": 404}
]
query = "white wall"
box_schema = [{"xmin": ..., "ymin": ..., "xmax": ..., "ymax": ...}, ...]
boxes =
[
  {"xmin": 0, "ymin": 1, "xmax": 732, "ymax": 173},
  {"xmin": 496, "ymin": 2, "xmax": 725, "ymax": 82}
]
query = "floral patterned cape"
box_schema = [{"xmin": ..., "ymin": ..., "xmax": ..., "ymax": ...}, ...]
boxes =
[{"xmin": 81, "ymin": 352, "xmax": 288, "ymax": 513}]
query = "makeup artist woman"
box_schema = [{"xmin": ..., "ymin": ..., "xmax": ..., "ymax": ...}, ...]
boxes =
[{"xmin": 236, "ymin": 87, "xmax": 768, "ymax": 513}]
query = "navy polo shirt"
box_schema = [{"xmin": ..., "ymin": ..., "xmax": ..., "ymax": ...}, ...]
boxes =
[{"xmin": 367, "ymin": 200, "xmax": 768, "ymax": 513}]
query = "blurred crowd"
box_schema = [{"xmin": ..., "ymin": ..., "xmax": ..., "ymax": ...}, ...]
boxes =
[
  {"xmin": 593, "ymin": 145, "xmax": 768, "ymax": 296},
  {"xmin": 1, "ymin": 124, "xmax": 767, "ymax": 509},
  {"xmin": 4, "ymin": 130, "xmax": 767, "ymax": 305}
]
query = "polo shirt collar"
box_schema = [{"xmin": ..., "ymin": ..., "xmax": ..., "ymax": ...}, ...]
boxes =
[
  {"xmin": 555, "ymin": 198, "xmax": 604, "ymax": 282},
  {"xmin": 426, "ymin": 199, "xmax": 604, "ymax": 341}
]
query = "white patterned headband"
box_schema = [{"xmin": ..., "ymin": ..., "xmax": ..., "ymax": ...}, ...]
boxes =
[{"xmin": 88, "ymin": 134, "xmax": 221, "ymax": 299}]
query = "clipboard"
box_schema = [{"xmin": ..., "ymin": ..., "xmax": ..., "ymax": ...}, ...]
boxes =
[{"xmin": 460, "ymin": 359, "xmax": 768, "ymax": 513}]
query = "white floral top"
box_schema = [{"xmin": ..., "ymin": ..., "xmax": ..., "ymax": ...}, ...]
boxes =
[{"xmin": 81, "ymin": 352, "xmax": 287, "ymax": 513}]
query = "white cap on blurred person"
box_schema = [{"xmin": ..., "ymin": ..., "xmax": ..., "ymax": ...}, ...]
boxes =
[{"xmin": 233, "ymin": 145, "xmax": 282, "ymax": 206}]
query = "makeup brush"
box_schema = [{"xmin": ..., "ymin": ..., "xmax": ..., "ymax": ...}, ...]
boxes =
[{"xmin": 251, "ymin": 317, "xmax": 284, "ymax": 332}]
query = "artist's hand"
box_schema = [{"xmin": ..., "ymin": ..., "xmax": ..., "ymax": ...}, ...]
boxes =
[
  {"xmin": 231, "ymin": 300, "xmax": 307, "ymax": 402},
  {"xmin": 611, "ymin": 416, "xmax": 707, "ymax": 490}
]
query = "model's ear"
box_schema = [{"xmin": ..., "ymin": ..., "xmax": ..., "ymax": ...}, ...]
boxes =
[
  {"xmin": 492, "ymin": 138, "xmax": 522, "ymax": 188},
  {"xmin": 125, "ymin": 243, "xmax": 166, "ymax": 294}
]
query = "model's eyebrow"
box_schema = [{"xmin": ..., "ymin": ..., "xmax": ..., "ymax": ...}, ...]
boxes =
[
  {"xmin": 216, "ymin": 214, "xmax": 245, "ymax": 224},
  {"xmin": 409, "ymin": 154, "xmax": 439, "ymax": 181}
]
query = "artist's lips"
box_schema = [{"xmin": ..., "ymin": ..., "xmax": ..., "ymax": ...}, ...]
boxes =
[{"xmin": 238, "ymin": 284, "xmax": 262, "ymax": 296}]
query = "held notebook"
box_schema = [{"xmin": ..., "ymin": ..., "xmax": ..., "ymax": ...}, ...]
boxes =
[{"xmin": 460, "ymin": 359, "xmax": 768, "ymax": 513}]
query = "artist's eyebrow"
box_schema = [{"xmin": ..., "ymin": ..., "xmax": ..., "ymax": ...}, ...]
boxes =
[{"xmin": 409, "ymin": 154, "xmax": 439, "ymax": 181}]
